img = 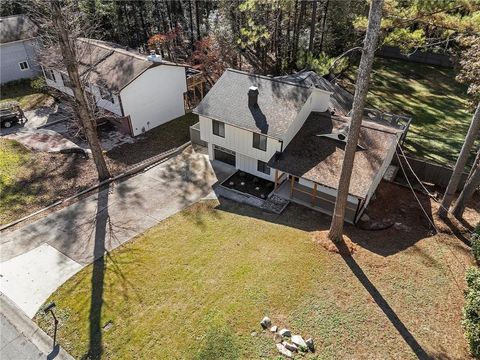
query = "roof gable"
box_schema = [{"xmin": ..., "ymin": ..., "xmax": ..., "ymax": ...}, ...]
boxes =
[
  {"xmin": 0, "ymin": 15, "xmax": 37, "ymax": 43},
  {"xmin": 42, "ymin": 38, "xmax": 185, "ymax": 92}
]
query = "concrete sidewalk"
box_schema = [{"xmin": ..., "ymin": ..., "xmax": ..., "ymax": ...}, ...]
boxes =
[
  {"xmin": 0, "ymin": 293, "xmax": 74, "ymax": 360},
  {"xmin": 0, "ymin": 147, "xmax": 228, "ymax": 318}
]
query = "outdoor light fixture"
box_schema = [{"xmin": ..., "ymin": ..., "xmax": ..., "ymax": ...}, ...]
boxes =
[{"xmin": 44, "ymin": 302, "xmax": 59, "ymax": 347}]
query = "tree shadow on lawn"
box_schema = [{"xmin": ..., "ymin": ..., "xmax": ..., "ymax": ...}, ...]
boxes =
[
  {"xmin": 332, "ymin": 239, "xmax": 432, "ymax": 360},
  {"xmin": 216, "ymin": 181, "xmax": 438, "ymax": 257},
  {"xmin": 79, "ymin": 183, "xmax": 144, "ymax": 359},
  {"xmin": 216, "ymin": 188, "xmax": 437, "ymax": 358}
]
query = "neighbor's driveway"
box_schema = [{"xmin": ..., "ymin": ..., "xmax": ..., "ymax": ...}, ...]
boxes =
[{"xmin": 0, "ymin": 147, "xmax": 231, "ymax": 318}]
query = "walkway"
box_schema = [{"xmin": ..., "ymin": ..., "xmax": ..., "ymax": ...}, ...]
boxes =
[{"xmin": 0, "ymin": 147, "xmax": 230, "ymax": 318}]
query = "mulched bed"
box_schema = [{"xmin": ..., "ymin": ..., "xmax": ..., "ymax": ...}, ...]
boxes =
[{"xmin": 222, "ymin": 170, "xmax": 275, "ymax": 199}]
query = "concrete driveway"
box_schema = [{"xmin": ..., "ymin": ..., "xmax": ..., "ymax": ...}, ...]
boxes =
[{"xmin": 0, "ymin": 147, "xmax": 231, "ymax": 318}]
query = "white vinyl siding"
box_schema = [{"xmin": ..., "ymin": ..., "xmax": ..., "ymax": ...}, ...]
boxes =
[
  {"xmin": 43, "ymin": 67, "xmax": 73, "ymax": 96},
  {"xmin": 121, "ymin": 65, "xmax": 187, "ymax": 136},
  {"xmin": 200, "ymin": 116, "xmax": 282, "ymax": 164},
  {"xmin": 90, "ymin": 85, "xmax": 122, "ymax": 116}
]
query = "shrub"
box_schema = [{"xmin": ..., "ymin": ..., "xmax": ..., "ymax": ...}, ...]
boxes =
[
  {"xmin": 31, "ymin": 77, "xmax": 47, "ymax": 92},
  {"xmin": 463, "ymin": 266, "xmax": 480, "ymax": 358},
  {"xmin": 472, "ymin": 224, "xmax": 480, "ymax": 264}
]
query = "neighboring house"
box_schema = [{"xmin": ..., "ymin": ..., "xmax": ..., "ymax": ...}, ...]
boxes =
[
  {"xmin": 193, "ymin": 69, "xmax": 406, "ymax": 223},
  {"xmin": 0, "ymin": 14, "xmax": 40, "ymax": 84},
  {"xmin": 41, "ymin": 38, "xmax": 188, "ymax": 136}
]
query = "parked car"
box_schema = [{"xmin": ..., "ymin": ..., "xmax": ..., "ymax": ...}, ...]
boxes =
[{"xmin": 0, "ymin": 101, "xmax": 24, "ymax": 128}]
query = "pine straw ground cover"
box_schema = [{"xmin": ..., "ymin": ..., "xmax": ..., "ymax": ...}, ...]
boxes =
[{"xmin": 35, "ymin": 183, "xmax": 478, "ymax": 359}]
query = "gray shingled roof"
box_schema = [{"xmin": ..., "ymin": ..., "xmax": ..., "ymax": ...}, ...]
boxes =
[
  {"xmin": 0, "ymin": 15, "xmax": 37, "ymax": 43},
  {"xmin": 268, "ymin": 112, "xmax": 400, "ymax": 198},
  {"xmin": 275, "ymin": 70, "xmax": 354, "ymax": 116},
  {"xmin": 41, "ymin": 38, "xmax": 184, "ymax": 92},
  {"xmin": 193, "ymin": 69, "xmax": 314, "ymax": 140}
]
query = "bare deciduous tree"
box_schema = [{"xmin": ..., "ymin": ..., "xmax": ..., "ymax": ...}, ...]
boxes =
[
  {"xmin": 29, "ymin": 0, "xmax": 111, "ymax": 181},
  {"xmin": 328, "ymin": 0, "xmax": 384, "ymax": 242}
]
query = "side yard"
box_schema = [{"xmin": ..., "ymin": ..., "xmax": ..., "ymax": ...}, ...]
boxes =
[
  {"xmin": 0, "ymin": 112, "xmax": 197, "ymax": 226},
  {"xmin": 0, "ymin": 78, "xmax": 53, "ymax": 110},
  {"xmin": 0, "ymin": 138, "xmax": 122, "ymax": 225},
  {"xmin": 339, "ymin": 58, "xmax": 476, "ymax": 166},
  {"xmin": 34, "ymin": 184, "xmax": 478, "ymax": 359}
]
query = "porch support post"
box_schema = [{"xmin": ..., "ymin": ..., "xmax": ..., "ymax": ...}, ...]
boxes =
[
  {"xmin": 311, "ymin": 183, "xmax": 317, "ymax": 206},
  {"xmin": 290, "ymin": 176, "xmax": 295, "ymax": 198},
  {"xmin": 274, "ymin": 169, "xmax": 279, "ymax": 190}
]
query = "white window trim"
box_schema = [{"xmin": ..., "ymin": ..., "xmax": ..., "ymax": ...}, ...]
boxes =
[{"xmin": 19, "ymin": 61, "xmax": 29, "ymax": 71}]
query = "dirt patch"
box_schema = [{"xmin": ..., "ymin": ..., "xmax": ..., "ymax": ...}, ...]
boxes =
[{"xmin": 313, "ymin": 230, "xmax": 358, "ymax": 255}]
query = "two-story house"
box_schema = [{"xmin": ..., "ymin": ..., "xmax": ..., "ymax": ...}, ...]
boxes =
[
  {"xmin": 41, "ymin": 38, "xmax": 188, "ymax": 136},
  {"xmin": 193, "ymin": 69, "xmax": 404, "ymax": 223},
  {"xmin": 0, "ymin": 15, "xmax": 40, "ymax": 84}
]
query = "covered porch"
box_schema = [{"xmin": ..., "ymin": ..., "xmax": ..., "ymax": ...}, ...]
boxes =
[{"xmin": 273, "ymin": 170, "xmax": 361, "ymax": 224}]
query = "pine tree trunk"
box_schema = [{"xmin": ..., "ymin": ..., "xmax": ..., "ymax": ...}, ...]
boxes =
[
  {"xmin": 328, "ymin": 0, "xmax": 384, "ymax": 242},
  {"xmin": 319, "ymin": 0, "xmax": 329, "ymax": 53},
  {"xmin": 452, "ymin": 149, "xmax": 480, "ymax": 219},
  {"xmin": 309, "ymin": 0, "xmax": 318, "ymax": 53},
  {"xmin": 195, "ymin": 0, "xmax": 201, "ymax": 41},
  {"xmin": 51, "ymin": 2, "xmax": 111, "ymax": 182},
  {"xmin": 439, "ymin": 102, "xmax": 480, "ymax": 218},
  {"xmin": 188, "ymin": 0, "xmax": 194, "ymax": 46}
]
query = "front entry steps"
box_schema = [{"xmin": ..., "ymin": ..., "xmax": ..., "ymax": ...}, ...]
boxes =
[{"xmin": 261, "ymin": 194, "xmax": 290, "ymax": 214}]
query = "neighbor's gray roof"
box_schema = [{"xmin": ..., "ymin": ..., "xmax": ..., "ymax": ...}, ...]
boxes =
[
  {"xmin": 268, "ymin": 112, "xmax": 400, "ymax": 198},
  {"xmin": 42, "ymin": 38, "xmax": 185, "ymax": 92},
  {"xmin": 193, "ymin": 69, "xmax": 318, "ymax": 140},
  {"xmin": 275, "ymin": 70, "xmax": 354, "ymax": 116},
  {"xmin": 0, "ymin": 15, "xmax": 37, "ymax": 43}
]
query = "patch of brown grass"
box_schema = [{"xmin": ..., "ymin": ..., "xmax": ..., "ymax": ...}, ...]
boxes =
[{"xmin": 312, "ymin": 230, "xmax": 358, "ymax": 255}]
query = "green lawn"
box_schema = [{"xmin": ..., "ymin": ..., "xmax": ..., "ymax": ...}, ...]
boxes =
[
  {"xmin": 0, "ymin": 138, "xmax": 103, "ymax": 226},
  {"xmin": 0, "ymin": 139, "xmax": 34, "ymax": 223},
  {"xmin": 340, "ymin": 58, "xmax": 476, "ymax": 166},
  {"xmin": 0, "ymin": 78, "xmax": 53, "ymax": 110},
  {"xmin": 35, "ymin": 199, "xmax": 473, "ymax": 359}
]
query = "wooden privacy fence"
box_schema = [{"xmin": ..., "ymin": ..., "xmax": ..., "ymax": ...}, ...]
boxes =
[
  {"xmin": 377, "ymin": 46, "xmax": 453, "ymax": 67},
  {"xmin": 393, "ymin": 154, "xmax": 469, "ymax": 189}
]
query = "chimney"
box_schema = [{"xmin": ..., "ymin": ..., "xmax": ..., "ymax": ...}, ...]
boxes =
[{"xmin": 248, "ymin": 86, "xmax": 259, "ymax": 107}]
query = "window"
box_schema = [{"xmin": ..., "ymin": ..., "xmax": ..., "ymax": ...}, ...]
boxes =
[
  {"xmin": 212, "ymin": 120, "xmax": 225, "ymax": 137},
  {"xmin": 253, "ymin": 133, "xmax": 267, "ymax": 151},
  {"xmin": 19, "ymin": 61, "xmax": 29, "ymax": 71},
  {"xmin": 99, "ymin": 87, "xmax": 114, "ymax": 103},
  {"xmin": 257, "ymin": 160, "xmax": 270, "ymax": 175},
  {"xmin": 44, "ymin": 68, "xmax": 56, "ymax": 82},
  {"xmin": 61, "ymin": 73, "xmax": 72, "ymax": 88}
]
